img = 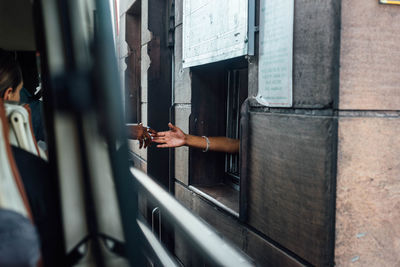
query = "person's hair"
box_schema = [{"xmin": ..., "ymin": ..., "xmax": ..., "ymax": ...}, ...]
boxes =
[{"xmin": 0, "ymin": 49, "xmax": 23, "ymax": 98}]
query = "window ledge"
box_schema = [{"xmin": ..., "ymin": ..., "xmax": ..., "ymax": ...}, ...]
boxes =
[{"xmin": 188, "ymin": 185, "xmax": 239, "ymax": 217}]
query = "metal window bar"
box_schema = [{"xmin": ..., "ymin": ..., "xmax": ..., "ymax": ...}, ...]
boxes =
[
  {"xmin": 226, "ymin": 70, "xmax": 241, "ymax": 182},
  {"xmin": 130, "ymin": 168, "xmax": 254, "ymax": 267},
  {"xmin": 137, "ymin": 214, "xmax": 179, "ymax": 267},
  {"xmin": 151, "ymin": 207, "xmax": 162, "ymax": 241}
]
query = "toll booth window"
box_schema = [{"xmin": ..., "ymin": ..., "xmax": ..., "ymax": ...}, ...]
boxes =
[{"xmin": 189, "ymin": 58, "xmax": 247, "ymax": 215}]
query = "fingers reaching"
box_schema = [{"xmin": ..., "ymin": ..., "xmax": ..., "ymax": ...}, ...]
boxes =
[
  {"xmin": 154, "ymin": 131, "xmax": 166, "ymax": 137},
  {"xmin": 135, "ymin": 123, "xmax": 185, "ymax": 149},
  {"xmin": 152, "ymin": 137, "xmax": 166, "ymax": 143},
  {"xmin": 135, "ymin": 125, "xmax": 156, "ymax": 149},
  {"xmin": 139, "ymin": 138, "xmax": 143, "ymax": 149},
  {"xmin": 144, "ymin": 130, "xmax": 151, "ymax": 148},
  {"xmin": 157, "ymin": 144, "xmax": 172, "ymax": 148},
  {"xmin": 168, "ymin": 122, "xmax": 177, "ymax": 131},
  {"xmin": 148, "ymin": 128, "xmax": 157, "ymax": 134}
]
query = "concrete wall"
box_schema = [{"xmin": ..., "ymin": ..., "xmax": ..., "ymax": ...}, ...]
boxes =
[
  {"xmin": 173, "ymin": 0, "xmax": 191, "ymax": 185},
  {"xmin": 118, "ymin": 0, "xmax": 150, "ymax": 171},
  {"xmin": 335, "ymin": 1, "xmax": 400, "ymax": 266}
]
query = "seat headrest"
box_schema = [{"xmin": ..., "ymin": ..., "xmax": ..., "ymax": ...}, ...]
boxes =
[
  {"xmin": 5, "ymin": 102, "xmax": 47, "ymax": 160},
  {"xmin": 0, "ymin": 99, "xmax": 33, "ymax": 221}
]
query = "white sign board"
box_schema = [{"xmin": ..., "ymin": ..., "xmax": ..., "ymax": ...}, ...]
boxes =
[
  {"xmin": 257, "ymin": 0, "xmax": 294, "ymax": 107},
  {"xmin": 182, "ymin": 0, "xmax": 249, "ymax": 68}
]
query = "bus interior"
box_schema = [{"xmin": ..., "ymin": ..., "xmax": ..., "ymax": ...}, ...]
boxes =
[{"xmin": 0, "ymin": 0, "xmax": 254, "ymax": 266}]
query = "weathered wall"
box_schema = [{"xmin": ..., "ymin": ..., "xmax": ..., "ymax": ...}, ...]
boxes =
[
  {"xmin": 335, "ymin": 1, "xmax": 400, "ymax": 266},
  {"xmin": 244, "ymin": 111, "xmax": 336, "ymax": 266},
  {"xmin": 336, "ymin": 117, "xmax": 400, "ymax": 266},
  {"xmin": 173, "ymin": 0, "xmax": 341, "ymax": 266},
  {"xmin": 173, "ymin": 0, "xmax": 191, "ymax": 185},
  {"xmin": 292, "ymin": 0, "xmax": 341, "ymax": 108},
  {"xmin": 118, "ymin": 0, "xmax": 150, "ymax": 170},
  {"xmin": 241, "ymin": 0, "xmax": 341, "ymax": 265},
  {"xmin": 339, "ymin": 0, "xmax": 400, "ymax": 110}
]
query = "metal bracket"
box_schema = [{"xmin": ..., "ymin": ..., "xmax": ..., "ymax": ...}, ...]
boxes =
[{"xmin": 151, "ymin": 207, "xmax": 162, "ymax": 242}]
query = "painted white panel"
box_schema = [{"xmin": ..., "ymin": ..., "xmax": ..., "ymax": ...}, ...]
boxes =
[
  {"xmin": 182, "ymin": 0, "xmax": 248, "ymax": 68},
  {"xmin": 257, "ymin": 0, "xmax": 294, "ymax": 107}
]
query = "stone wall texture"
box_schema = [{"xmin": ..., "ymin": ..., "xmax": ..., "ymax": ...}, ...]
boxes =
[
  {"xmin": 339, "ymin": 0, "xmax": 400, "ymax": 110},
  {"xmin": 335, "ymin": 118, "xmax": 400, "ymax": 266},
  {"xmin": 336, "ymin": 1, "xmax": 400, "ymax": 266},
  {"xmin": 335, "ymin": 0, "xmax": 400, "ymax": 266}
]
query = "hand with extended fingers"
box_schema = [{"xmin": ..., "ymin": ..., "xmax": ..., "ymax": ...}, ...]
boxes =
[
  {"xmin": 152, "ymin": 123, "xmax": 186, "ymax": 148},
  {"xmin": 152, "ymin": 123, "xmax": 240, "ymax": 154},
  {"xmin": 126, "ymin": 123, "xmax": 157, "ymax": 149}
]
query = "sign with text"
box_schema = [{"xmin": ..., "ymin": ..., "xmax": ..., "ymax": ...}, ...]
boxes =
[
  {"xmin": 257, "ymin": 0, "xmax": 294, "ymax": 107},
  {"xmin": 182, "ymin": 0, "xmax": 249, "ymax": 68},
  {"xmin": 379, "ymin": 0, "xmax": 400, "ymax": 5}
]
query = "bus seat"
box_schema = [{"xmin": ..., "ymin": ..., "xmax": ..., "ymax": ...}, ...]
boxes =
[
  {"xmin": 5, "ymin": 103, "xmax": 47, "ymax": 160},
  {"xmin": 0, "ymin": 99, "xmax": 33, "ymax": 221},
  {"xmin": 11, "ymin": 145, "xmax": 65, "ymax": 266}
]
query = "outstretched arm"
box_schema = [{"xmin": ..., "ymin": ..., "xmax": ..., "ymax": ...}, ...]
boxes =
[
  {"xmin": 152, "ymin": 123, "xmax": 239, "ymax": 154},
  {"xmin": 126, "ymin": 123, "xmax": 156, "ymax": 149}
]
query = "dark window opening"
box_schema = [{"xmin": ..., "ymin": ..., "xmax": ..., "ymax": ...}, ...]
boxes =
[{"xmin": 189, "ymin": 57, "xmax": 248, "ymax": 215}]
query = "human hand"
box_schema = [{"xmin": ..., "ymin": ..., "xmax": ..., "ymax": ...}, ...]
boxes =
[
  {"xmin": 152, "ymin": 123, "xmax": 186, "ymax": 148},
  {"xmin": 127, "ymin": 123, "xmax": 157, "ymax": 148}
]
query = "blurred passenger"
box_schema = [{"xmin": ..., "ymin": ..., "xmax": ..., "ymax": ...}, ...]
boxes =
[
  {"xmin": 0, "ymin": 49, "xmax": 23, "ymax": 102},
  {"xmin": 11, "ymin": 145, "xmax": 64, "ymax": 266},
  {"xmin": 153, "ymin": 123, "xmax": 239, "ymax": 154},
  {"xmin": 18, "ymin": 51, "xmax": 45, "ymax": 143},
  {"xmin": 0, "ymin": 209, "xmax": 40, "ymax": 267},
  {"xmin": 20, "ymin": 87, "xmax": 46, "ymax": 142},
  {"xmin": 1, "ymin": 49, "xmax": 46, "ymax": 144},
  {"xmin": 1, "ymin": 49, "xmax": 62, "ymax": 266}
]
